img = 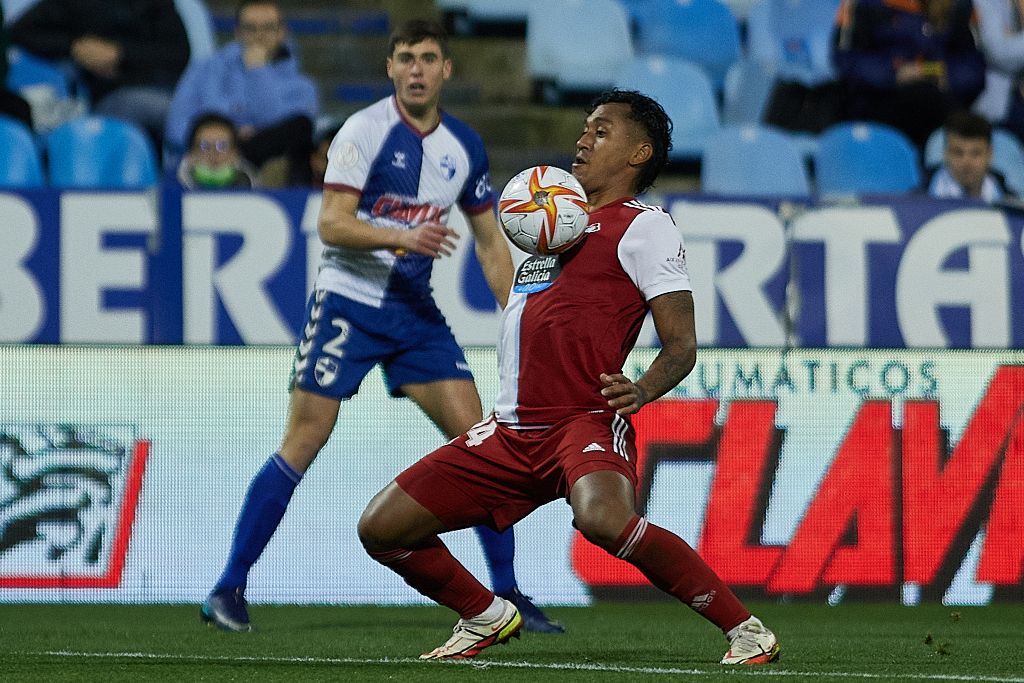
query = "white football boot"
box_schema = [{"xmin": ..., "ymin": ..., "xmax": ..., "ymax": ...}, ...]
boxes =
[
  {"xmin": 420, "ymin": 597, "xmax": 523, "ymax": 660},
  {"xmin": 721, "ymin": 615, "xmax": 780, "ymax": 665}
]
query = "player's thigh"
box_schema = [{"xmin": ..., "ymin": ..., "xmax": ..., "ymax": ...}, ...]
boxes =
[
  {"xmin": 568, "ymin": 469, "xmax": 638, "ymax": 548},
  {"xmin": 402, "ymin": 378, "xmax": 483, "ymax": 439},
  {"xmin": 278, "ymin": 387, "xmax": 341, "ymax": 473},
  {"xmin": 359, "ymin": 480, "xmax": 451, "ymax": 551}
]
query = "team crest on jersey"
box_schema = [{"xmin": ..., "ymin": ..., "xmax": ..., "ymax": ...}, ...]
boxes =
[
  {"xmin": 439, "ymin": 154, "xmax": 456, "ymax": 180},
  {"xmin": 315, "ymin": 357, "xmax": 339, "ymax": 387},
  {"xmin": 513, "ymin": 254, "xmax": 561, "ymax": 293}
]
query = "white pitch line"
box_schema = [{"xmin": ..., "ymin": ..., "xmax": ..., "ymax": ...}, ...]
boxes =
[{"xmin": 28, "ymin": 651, "xmax": 1024, "ymax": 683}]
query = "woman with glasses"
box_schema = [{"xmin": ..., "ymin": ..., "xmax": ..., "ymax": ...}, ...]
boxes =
[{"xmin": 176, "ymin": 112, "xmax": 257, "ymax": 189}]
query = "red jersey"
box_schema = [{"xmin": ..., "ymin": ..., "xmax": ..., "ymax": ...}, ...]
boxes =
[{"xmin": 494, "ymin": 197, "xmax": 692, "ymax": 426}]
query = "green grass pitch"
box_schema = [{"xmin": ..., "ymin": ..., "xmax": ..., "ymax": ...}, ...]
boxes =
[{"xmin": 2, "ymin": 601, "xmax": 1022, "ymax": 681}]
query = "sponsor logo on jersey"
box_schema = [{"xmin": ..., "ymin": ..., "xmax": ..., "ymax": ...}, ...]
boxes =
[
  {"xmin": 585, "ymin": 222, "xmax": 601, "ymax": 233},
  {"xmin": 315, "ymin": 357, "xmax": 339, "ymax": 387},
  {"xmin": 392, "ymin": 151, "xmax": 407, "ymax": 169},
  {"xmin": 440, "ymin": 154, "xmax": 457, "ymax": 180},
  {"xmin": 372, "ymin": 194, "xmax": 444, "ymax": 225},
  {"xmin": 582, "ymin": 442, "xmax": 606, "ymax": 453},
  {"xmin": 0, "ymin": 424, "xmax": 150, "ymax": 588},
  {"xmin": 513, "ymin": 254, "xmax": 561, "ymax": 294}
]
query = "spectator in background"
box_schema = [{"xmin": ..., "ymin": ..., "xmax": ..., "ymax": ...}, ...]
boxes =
[
  {"xmin": 833, "ymin": 0, "xmax": 986, "ymax": 150},
  {"xmin": 164, "ymin": 0, "xmax": 318, "ymax": 186},
  {"xmin": 1, "ymin": 4, "xmax": 34, "ymax": 127},
  {"xmin": 8, "ymin": 0, "xmax": 189, "ymax": 147},
  {"xmin": 926, "ymin": 110, "xmax": 1012, "ymax": 201},
  {"xmin": 176, "ymin": 112, "xmax": 257, "ymax": 190},
  {"xmin": 308, "ymin": 124, "xmax": 339, "ymax": 188},
  {"xmin": 973, "ymin": 0, "xmax": 1024, "ymax": 144}
]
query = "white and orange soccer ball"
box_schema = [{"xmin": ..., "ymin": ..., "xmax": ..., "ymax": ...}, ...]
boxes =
[{"xmin": 498, "ymin": 165, "xmax": 589, "ymax": 255}]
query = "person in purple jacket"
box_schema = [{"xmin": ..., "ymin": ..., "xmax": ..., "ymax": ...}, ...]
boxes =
[
  {"xmin": 164, "ymin": 0, "xmax": 318, "ymax": 184},
  {"xmin": 833, "ymin": 0, "xmax": 986, "ymax": 150}
]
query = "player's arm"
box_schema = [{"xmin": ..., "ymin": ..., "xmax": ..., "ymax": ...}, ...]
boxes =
[
  {"xmin": 466, "ymin": 209, "xmax": 514, "ymax": 309},
  {"xmin": 317, "ymin": 188, "xmax": 459, "ymax": 258},
  {"xmin": 601, "ymin": 290, "xmax": 697, "ymax": 415}
]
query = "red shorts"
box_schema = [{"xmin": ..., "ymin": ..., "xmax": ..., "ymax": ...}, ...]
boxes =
[{"xmin": 396, "ymin": 411, "xmax": 638, "ymax": 532}]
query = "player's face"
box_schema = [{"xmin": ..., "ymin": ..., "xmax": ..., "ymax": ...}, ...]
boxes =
[
  {"xmin": 387, "ymin": 39, "xmax": 451, "ymax": 119},
  {"xmin": 944, "ymin": 133, "xmax": 992, "ymax": 196},
  {"xmin": 572, "ymin": 103, "xmax": 649, "ymax": 200}
]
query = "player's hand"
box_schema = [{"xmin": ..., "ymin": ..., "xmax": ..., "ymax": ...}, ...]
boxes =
[
  {"xmin": 600, "ymin": 373, "xmax": 648, "ymax": 416},
  {"xmin": 398, "ymin": 223, "xmax": 459, "ymax": 258}
]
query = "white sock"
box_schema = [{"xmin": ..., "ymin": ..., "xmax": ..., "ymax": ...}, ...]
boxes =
[
  {"xmin": 472, "ymin": 595, "xmax": 505, "ymax": 622},
  {"xmin": 726, "ymin": 615, "xmax": 760, "ymax": 640}
]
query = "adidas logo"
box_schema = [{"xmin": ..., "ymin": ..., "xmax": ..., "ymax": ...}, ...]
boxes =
[
  {"xmin": 690, "ymin": 591, "xmax": 716, "ymax": 612},
  {"xmin": 582, "ymin": 442, "xmax": 605, "ymax": 453}
]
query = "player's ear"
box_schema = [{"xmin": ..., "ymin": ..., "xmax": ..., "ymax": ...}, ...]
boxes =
[
  {"xmin": 630, "ymin": 141, "xmax": 653, "ymax": 168},
  {"xmin": 442, "ymin": 57, "xmax": 453, "ymax": 81},
  {"xmin": 386, "ymin": 56, "xmax": 394, "ymax": 79}
]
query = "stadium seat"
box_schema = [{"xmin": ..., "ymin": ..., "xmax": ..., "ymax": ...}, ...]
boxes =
[
  {"xmin": 722, "ymin": 58, "xmax": 776, "ymax": 125},
  {"xmin": 746, "ymin": 0, "xmax": 841, "ymax": 87},
  {"xmin": 0, "ymin": 114, "xmax": 45, "ymax": 188},
  {"xmin": 5, "ymin": 47, "xmax": 73, "ymax": 99},
  {"xmin": 630, "ymin": 0, "xmax": 741, "ymax": 91},
  {"xmin": 1, "ymin": 0, "xmax": 40, "ymax": 23},
  {"xmin": 46, "ymin": 116, "xmax": 159, "ymax": 189},
  {"xmin": 527, "ymin": 0, "xmax": 633, "ymax": 104},
  {"xmin": 924, "ymin": 127, "xmax": 1024, "ymax": 196},
  {"xmin": 615, "ymin": 56, "xmax": 720, "ymax": 161},
  {"xmin": 174, "ymin": 0, "xmax": 217, "ymax": 63},
  {"xmin": 814, "ymin": 122, "xmax": 921, "ymax": 194},
  {"xmin": 701, "ymin": 124, "xmax": 811, "ymax": 197}
]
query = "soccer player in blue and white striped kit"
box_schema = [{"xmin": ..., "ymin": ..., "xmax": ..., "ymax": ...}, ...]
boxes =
[{"xmin": 201, "ymin": 18, "xmax": 562, "ymax": 634}]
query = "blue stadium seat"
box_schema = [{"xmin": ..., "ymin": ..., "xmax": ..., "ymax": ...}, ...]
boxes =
[
  {"xmin": 527, "ymin": 0, "xmax": 632, "ymax": 104},
  {"xmin": 630, "ymin": 0, "xmax": 741, "ymax": 91},
  {"xmin": 925, "ymin": 127, "xmax": 1024, "ymax": 196},
  {"xmin": 0, "ymin": 114, "xmax": 45, "ymax": 188},
  {"xmin": 722, "ymin": 58, "xmax": 775, "ymax": 125},
  {"xmin": 701, "ymin": 124, "xmax": 810, "ymax": 197},
  {"xmin": 5, "ymin": 47, "xmax": 72, "ymax": 98},
  {"xmin": 174, "ymin": 0, "xmax": 217, "ymax": 62},
  {"xmin": 616, "ymin": 56, "xmax": 720, "ymax": 161},
  {"xmin": 46, "ymin": 116, "xmax": 158, "ymax": 189},
  {"xmin": 747, "ymin": 0, "xmax": 841, "ymax": 87},
  {"xmin": 815, "ymin": 122, "xmax": 921, "ymax": 194}
]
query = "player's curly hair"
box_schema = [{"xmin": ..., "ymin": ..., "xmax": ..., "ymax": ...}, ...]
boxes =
[{"xmin": 589, "ymin": 89, "xmax": 673, "ymax": 195}]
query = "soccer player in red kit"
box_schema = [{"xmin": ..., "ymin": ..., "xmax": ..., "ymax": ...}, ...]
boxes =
[{"xmin": 357, "ymin": 89, "xmax": 780, "ymax": 665}]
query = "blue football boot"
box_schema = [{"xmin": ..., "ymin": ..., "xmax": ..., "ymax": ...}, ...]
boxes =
[
  {"xmin": 496, "ymin": 587, "xmax": 565, "ymax": 634},
  {"xmin": 200, "ymin": 587, "xmax": 252, "ymax": 632}
]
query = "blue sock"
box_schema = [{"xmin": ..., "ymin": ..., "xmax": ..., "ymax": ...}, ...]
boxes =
[
  {"xmin": 214, "ymin": 453, "xmax": 301, "ymax": 593},
  {"xmin": 474, "ymin": 525, "xmax": 517, "ymax": 595}
]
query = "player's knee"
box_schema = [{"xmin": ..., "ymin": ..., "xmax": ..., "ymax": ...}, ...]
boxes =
[
  {"xmin": 573, "ymin": 506, "xmax": 632, "ymax": 551},
  {"xmin": 356, "ymin": 505, "xmax": 391, "ymax": 553}
]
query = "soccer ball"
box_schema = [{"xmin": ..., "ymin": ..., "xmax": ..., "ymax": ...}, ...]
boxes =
[{"xmin": 498, "ymin": 165, "xmax": 589, "ymax": 255}]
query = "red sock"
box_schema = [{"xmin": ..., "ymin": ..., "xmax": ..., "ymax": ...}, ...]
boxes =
[
  {"xmin": 615, "ymin": 516, "xmax": 750, "ymax": 631},
  {"xmin": 369, "ymin": 537, "xmax": 493, "ymax": 619}
]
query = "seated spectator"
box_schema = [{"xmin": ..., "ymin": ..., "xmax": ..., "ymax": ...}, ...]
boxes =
[
  {"xmin": 925, "ymin": 111, "xmax": 1011, "ymax": 202},
  {"xmin": 176, "ymin": 112, "xmax": 257, "ymax": 189},
  {"xmin": 308, "ymin": 124, "xmax": 339, "ymax": 189},
  {"xmin": 1, "ymin": 4, "xmax": 33, "ymax": 127},
  {"xmin": 8, "ymin": 0, "xmax": 190, "ymax": 146},
  {"xmin": 833, "ymin": 0, "xmax": 985, "ymax": 150},
  {"xmin": 973, "ymin": 0, "xmax": 1024, "ymax": 145},
  {"xmin": 164, "ymin": 0, "xmax": 318, "ymax": 186}
]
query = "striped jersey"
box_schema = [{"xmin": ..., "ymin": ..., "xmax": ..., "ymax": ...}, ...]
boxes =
[
  {"xmin": 320, "ymin": 96, "xmax": 494, "ymax": 308},
  {"xmin": 494, "ymin": 197, "xmax": 692, "ymax": 426}
]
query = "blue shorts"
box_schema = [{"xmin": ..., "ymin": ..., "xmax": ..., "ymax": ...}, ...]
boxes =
[{"xmin": 289, "ymin": 289, "xmax": 473, "ymax": 400}]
